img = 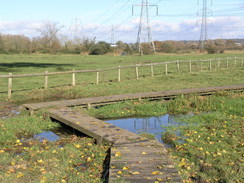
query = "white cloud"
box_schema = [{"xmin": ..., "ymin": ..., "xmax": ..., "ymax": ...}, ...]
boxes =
[
  {"xmin": 1, "ymin": 15, "xmax": 244, "ymax": 42},
  {"xmin": 0, "ymin": 21, "xmax": 42, "ymax": 37}
]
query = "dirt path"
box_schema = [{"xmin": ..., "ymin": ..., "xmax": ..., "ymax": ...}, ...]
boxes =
[{"xmin": 0, "ymin": 102, "xmax": 19, "ymax": 118}]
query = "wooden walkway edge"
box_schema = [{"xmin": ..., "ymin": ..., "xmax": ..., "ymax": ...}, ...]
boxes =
[
  {"xmin": 22, "ymin": 84, "xmax": 244, "ymax": 112},
  {"xmin": 48, "ymin": 107, "xmax": 181, "ymax": 183}
]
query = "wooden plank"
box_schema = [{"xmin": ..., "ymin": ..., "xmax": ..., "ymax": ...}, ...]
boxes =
[
  {"xmin": 48, "ymin": 107, "xmax": 181, "ymax": 183},
  {"xmin": 22, "ymin": 84, "xmax": 244, "ymax": 111},
  {"xmin": 48, "ymin": 107, "xmax": 139, "ymax": 145}
]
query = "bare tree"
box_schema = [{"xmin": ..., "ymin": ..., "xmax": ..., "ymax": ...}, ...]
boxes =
[{"xmin": 38, "ymin": 21, "xmax": 63, "ymax": 53}]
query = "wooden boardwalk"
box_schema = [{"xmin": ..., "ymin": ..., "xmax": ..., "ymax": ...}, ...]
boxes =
[
  {"xmin": 22, "ymin": 84, "xmax": 244, "ymax": 112},
  {"xmin": 21, "ymin": 84, "xmax": 244, "ymax": 182},
  {"xmin": 48, "ymin": 107, "xmax": 181, "ymax": 183}
]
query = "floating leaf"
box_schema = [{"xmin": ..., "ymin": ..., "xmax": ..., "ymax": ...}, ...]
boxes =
[
  {"xmin": 131, "ymin": 171, "xmax": 140, "ymax": 175},
  {"xmin": 141, "ymin": 152, "xmax": 148, "ymax": 155}
]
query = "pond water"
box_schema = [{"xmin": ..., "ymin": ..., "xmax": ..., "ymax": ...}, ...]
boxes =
[
  {"xmin": 105, "ymin": 114, "xmax": 184, "ymax": 143},
  {"xmin": 32, "ymin": 126, "xmax": 82, "ymax": 142},
  {"xmin": 34, "ymin": 131, "xmax": 60, "ymax": 142}
]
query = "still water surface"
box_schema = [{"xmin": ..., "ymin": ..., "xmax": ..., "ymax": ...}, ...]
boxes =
[{"xmin": 105, "ymin": 114, "xmax": 182, "ymax": 143}]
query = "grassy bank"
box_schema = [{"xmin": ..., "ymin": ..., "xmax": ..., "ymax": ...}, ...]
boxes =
[
  {"xmin": 86, "ymin": 92, "xmax": 244, "ymax": 182},
  {"xmin": 0, "ymin": 111, "xmax": 109, "ymax": 183},
  {"xmin": 0, "ymin": 53, "xmax": 243, "ymax": 104}
]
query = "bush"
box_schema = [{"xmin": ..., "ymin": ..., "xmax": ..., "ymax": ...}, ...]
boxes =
[{"xmin": 89, "ymin": 41, "xmax": 111, "ymax": 55}]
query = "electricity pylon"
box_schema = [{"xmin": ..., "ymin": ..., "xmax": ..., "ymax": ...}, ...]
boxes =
[
  {"xmin": 111, "ymin": 25, "xmax": 116, "ymax": 45},
  {"xmin": 198, "ymin": 0, "xmax": 212, "ymax": 51},
  {"xmin": 70, "ymin": 18, "xmax": 83, "ymax": 44},
  {"xmin": 133, "ymin": 0, "xmax": 158, "ymax": 55}
]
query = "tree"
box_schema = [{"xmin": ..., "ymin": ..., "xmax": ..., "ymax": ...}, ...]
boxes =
[
  {"xmin": 89, "ymin": 41, "xmax": 111, "ymax": 55},
  {"xmin": 38, "ymin": 21, "xmax": 63, "ymax": 53},
  {"xmin": 0, "ymin": 34, "xmax": 5, "ymax": 53},
  {"xmin": 1, "ymin": 34, "xmax": 31, "ymax": 53}
]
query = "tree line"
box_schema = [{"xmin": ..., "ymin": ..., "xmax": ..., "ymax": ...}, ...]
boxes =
[{"xmin": 0, "ymin": 22, "xmax": 243, "ymax": 55}]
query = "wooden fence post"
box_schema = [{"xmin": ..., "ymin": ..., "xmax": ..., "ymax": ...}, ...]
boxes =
[
  {"xmin": 136, "ymin": 65, "xmax": 139, "ymax": 79},
  {"xmin": 189, "ymin": 61, "xmax": 192, "ymax": 73},
  {"xmin": 118, "ymin": 66, "xmax": 121, "ymax": 82},
  {"xmin": 44, "ymin": 71, "xmax": 48, "ymax": 89},
  {"xmin": 234, "ymin": 57, "xmax": 237, "ymax": 66},
  {"xmin": 218, "ymin": 58, "xmax": 220, "ymax": 68},
  {"xmin": 177, "ymin": 60, "xmax": 180, "ymax": 73},
  {"xmin": 8, "ymin": 73, "xmax": 12, "ymax": 99},
  {"xmin": 226, "ymin": 58, "xmax": 229, "ymax": 68},
  {"xmin": 242, "ymin": 59, "xmax": 244, "ymax": 67},
  {"xmin": 200, "ymin": 61, "xmax": 203, "ymax": 71},
  {"xmin": 72, "ymin": 69, "xmax": 76, "ymax": 86},
  {"xmin": 209, "ymin": 59, "xmax": 212, "ymax": 70},
  {"xmin": 96, "ymin": 70, "xmax": 100, "ymax": 85},
  {"xmin": 165, "ymin": 63, "xmax": 168, "ymax": 75},
  {"xmin": 150, "ymin": 64, "xmax": 154, "ymax": 77}
]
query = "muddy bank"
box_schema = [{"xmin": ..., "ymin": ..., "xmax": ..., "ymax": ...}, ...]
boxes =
[{"xmin": 0, "ymin": 102, "xmax": 19, "ymax": 118}]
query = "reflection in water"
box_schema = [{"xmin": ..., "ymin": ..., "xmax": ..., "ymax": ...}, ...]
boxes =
[
  {"xmin": 106, "ymin": 114, "xmax": 182, "ymax": 143},
  {"xmin": 34, "ymin": 131, "xmax": 60, "ymax": 142}
]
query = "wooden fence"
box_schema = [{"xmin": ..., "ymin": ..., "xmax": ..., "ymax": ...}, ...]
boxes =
[{"xmin": 0, "ymin": 57, "xmax": 243, "ymax": 99}]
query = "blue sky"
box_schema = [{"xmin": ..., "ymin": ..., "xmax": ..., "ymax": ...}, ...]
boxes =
[{"xmin": 0, "ymin": 0, "xmax": 243, "ymax": 43}]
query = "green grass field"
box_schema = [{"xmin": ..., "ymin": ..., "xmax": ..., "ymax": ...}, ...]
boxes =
[
  {"xmin": 0, "ymin": 53, "xmax": 243, "ymax": 104},
  {"xmin": 0, "ymin": 53, "xmax": 243, "ymax": 182}
]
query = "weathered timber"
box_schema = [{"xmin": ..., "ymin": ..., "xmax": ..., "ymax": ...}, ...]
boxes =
[
  {"xmin": 48, "ymin": 107, "xmax": 140, "ymax": 145},
  {"xmin": 22, "ymin": 84, "xmax": 244, "ymax": 111},
  {"xmin": 48, "ymin": 107, "xmax": 181, "ymax": 183}
]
